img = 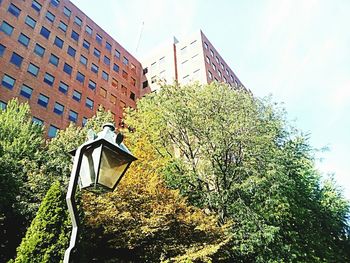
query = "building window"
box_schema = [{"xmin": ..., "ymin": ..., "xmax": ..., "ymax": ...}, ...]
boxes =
[
  {"xmin": 210, "ymin": 49, "xmax": 214, "ymax": 57},
  {"xmin": 32, "ymin": 117, "xmax": 43, "ymax": 125},
  {"xmin": 67, "ymin": 46, "xmax": 76, "ymax": 57},
  {"xmin": 143, "ymin": 67, "xmax": 148, "ymax": 75},
  {"xmin": 74, "ymin": 16, "xmax": 82, "ymax": 26},
  {"xmin": 34, "ymin": 43, "xmax": 45, "ymax": 57},
  {"xmin": 206, "ymin": 56, "xmax": 210, "ymax": 64},
  {"xmin": 1, "ymin": 21, "xmax": 14, "ymax": 36},
  {"xmin": 226, "ymin": 69, "xmax": 230, "ymax": 76},
  {"xmin": 69, "ymin": 110, "xmax": 78, "ymax": 122},
  {"xmin": 131, "ymin": 77, "xmax": 136, "ymax": 86},
  {"xmin": 102, "ymin": 71, "xmax": 109, "ymax": 81},
  {"xmin": 18, "ymin": 33, "xmax": 30, "ymax": 47},
  {"xmin": 82, "ymin": 117, "xmax": 88, "ymax": 126},
  {"xmin": 80, "ymin": 55, "xmax": 87, "ymax": 66},
  {"xmin": 142, "ymin": 80, "xmax": 148, "ymax": 89},
  {"xmin": 88, "ymin": 80, "xmax": 96, "ymax": 90},
  {"xmin": 96, "ymin": 34, "xmax": 102, "ymax": 44},
  {"xmin": 27, "ymin": 63, "xmax": 39, "ymax": 76},
  {"xmin": 20, "ymin": 84, "xmax": 33, "ymax": 99},
  {"xmin": 230, "ymin": 75, "xmax": 234, "ymax": 82},
  {"xmin": 204, "ymin": 42, "xmax": 208, "ymax": 49},
  {"xmin": 113, "ymin": 64, "xmax": 119, "ymax": 73},
  {"xmin": 121, "ymin": 85, "xmax": 127, "ymax": 96},
  {"xmin": 63, "ymin": 6, "xmax": 71, "ymax": 17},
  {"xmin": 46, "ymin": 11, "xmax": 55, "ymax": 23},
  {"xmin": 106, "ymin": 42, "xmax": 112, "ymax": 52},
  {"xmin": 72, "ymin": 90, "xmax": 81, "ymax": 102},
  {"xmin": 0, "ymin": 101, "xmax": 7, "ymax": 110},
  {"xmin": 115, "ymin": 49, "xmax": 120, "ymax": 59},
  {"xmin": 223, "ymin": 76, "xmax": 227, "ymax": 83},
  {"xmin": 40, "ymin": 26, "xmax": 51, "ymax": 39},
  {"xmin": 48, "ymin": 125, "xmax": 59, "ymax": 138},
  {"xmin": 83, "ymin": 39, "xmax": 90, "ymax": 50},
  {"xmin": 208, "ymin": 70, "xmax": 212, "ymax": 80},
  {"xmin": 58, "ymin": 21, "xmax": 67, "ymax": 32},
  {"xmin": 8, "ymin": 3, "xmax": 21, "ymax": 17},
  {"xmin": 218, "ymin": 70, "xmax": 222, "ymax": 78},
  {"xmin": 31, "ymin": 0, "xmax": 42, "ymax": 12},
  {"xmin": 54, "ymin": 36, "xmax": 64, "ymax": 49},
  {"xmin": 85, "ymin": 25, "xmax": 92, "ymax": 35},
  {"xmin": 76, "ymin": 71, "xmax": 85, "ymax": 83},
  {"xmin": 123, "ymin": 56, "xmax": 129, "ymax": 66},
  {"xmin": 181, "ymin": 46, "xmax": 187, "ymax": 55},
  {"xmin": 58, "ymin": 81, "xmax": 68, "ymax": 94},
  {"xmin": 37, "ymin": 93, "xmax": 49, "ymax": 108},
  {"xmin": 85, "ymin": 97, "xmax": 94, "ymax": 110},
  {"xmin": 112, "ymin": 78, "xmax": 118, "ymax": 88},
  {"xmin": 51, "ymin": 0, "xmax": 60, "ymax": 7},
  {"xmin": 99, "ymin": 87, "xmax": 107, "ymax": 98},
  {"xmin": 103, "ymin": 56, "xmax": 110, "ymax": 66},
  {"xmin": 151, "ymin": 76, "xmax": 156, "ymax": 84},
  {"xmin": 2, "ymin": 74, "xmax": 16, "ymax": 89},
  {"xmin": 93, "ymin": 48, "xmax": 100, "ymax": 58},
  {"xmin": 44, "ymin": 72, "xmax": 55, "ymax": 86},
  {"xmin": 215, "ymin": 56, "xmax": 219, "ymax": 63},
  {"xmin": 130, "ymin": 92, "xmax": 135, "ymax": 101},
  {"xmin": 10, "ymin": 52, "xmax": 23, "ymax": 68},
  {"xmin": 131, "ymin": 63, "xmax": 137, "ymax": 72},
  {"xmin": 0, "ymin": 44, "xmax": 5, "ymax": 57},
  {"xmin": 122, "ymin": 70, "xmax": 128, "ymax": 80},
  {"xmin": 63, "ymin": 63, "xmax": 72, "ymax": 75},
  {"xmin": 91, "ymin": 63, "xmax": 98, "ymax": 74},
  {"xmin": 212, "ymin": 63, "xmax": 216, "ymax": 71},
  {"xmin": 53, "ymin": 102, "xmax": 64, "ymax": 115},
  {"xmin": 221, "ymin": 63, "xmax": 225, "ymax": 70},
  {"xmin": 71, "ymin": 30, "xmax": 79, "ymax": 42},
  {"xmin": 25, "ymin": 16, "xmax": 36, "ymax": 28},
  {"xmin": 49, "ymin": 53, "xmax": 59, "ymax": 67},
  {"xmin": 110, "ymin": 94, "xmax": 117, "ymax": 105}
]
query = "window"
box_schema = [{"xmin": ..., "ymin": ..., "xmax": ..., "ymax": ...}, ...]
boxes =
[
  {"xmin": 40, "ymin": 26, "xmax": 51, "ymax": 39},
  {"xmin": 93, "ymin": 48, "xmax": 100, "ymax": 58},
  {"xmin": 32, "ymin": 117, "xmax": 43, "ymax": 125},
  {"xmin": 82, "ymin": 117, "xmax": 88, "ymax": 126},
  {"xmin": 143, "ymin": 67, "xmax": 148, "ymax": 75},
  {"xmin": 27, "ymin": 63, "xmax": 39, "ymax": 76},
  {"xmin": 112, "ymin": 78, "xmax": 118, "ymax": 88},
  {"xmin": 54, "ymin": 36, "xmax": 63, "ymax": 48},
  {"xmin": 85, "ymin": 97, "xmax": 94, "ymax": 109},
  {"xmin": 102, "ymin": 71, "xmax": 109, "ymax": 81},
  {"xmin": 58, "ymin": 81, "xmax": 68, "ymax": 94},
  {"xmin": 221, "ymin": 63, "xmax": 225, "ymax": 70},
  {"xmin": 142, "ymin": 80, "xmax": 148, "ymax": 89},
  {"xmin": 131, "ymin": 77, "xmax": 136, "ymax": 87},
  {"xmin": 121, "ymin": 85, "xmax": 127, "ymax": 96},
  {"xmin": 67, "ymin": 46, "xmax": 76, "ymax": 57},
  {"xmin": 63, "ymin": 6, "xmax": 71, "ymax": 17},
  {"xmin": 0, "ymin": 101, "xmax": 7, "ymax": 110},
  {"xmin": 210, "ymin": 49, "xmax": 214, "ymax": 57},
  {"xmin": 10, "ymin": 52, "xmax": 23, "ymax": 67},
  {"xmin": 37, "ymin": 93, "xmax": 49, "ymax": 108},
  {"xmin": 151, "ymin": 76, "xmax": 156, "ymax": 84},
  {"xmin": 131, "ymin": 63, "xmax": 136, "ymax": 72},
  {"xmin": 74, "ymin": 16, "xmax": 82, "ymax": 26},
  {"xmin": 31, "ymin": 0, "xmax": 42, "ymax": 12},
  {"xmin": 212, "ymin": 63, "xmax": 216, "ymax": 71},
  {"xmin": 20, "ymin": 84, "xmax": 33, "ymax": 99},
  {"xmin": 206, "ymin": 56, "xmax": 210, "ymax": 64},
  {"xmin": 63, "ymin": 63, "xmax": 72, "ymax": 75},
  {"xmin": 72, "ymin": 90, "xmax": 81, "ymax": 102},
  {"xmin": 226, "ymin": 69, "xmax": 230, "ymax": 76},
  {"xmin": 58, "ymin": 21, "xmax": 67, "ymax": 32},
  {"xmin": 122, "ymin": 70, "xmax": 128, "ymax": 80},
  {"xmin": 83, "ymin": 39, "xmax": 90, "ymax": 50},
  {"xmin": 71, "ymin": 30, "xmax": 79, "ymax": 42},
  {"xmin": 44, "ymin": 72, "xmax": 55, "ymax": 86},
  {"xmin": 1, "ymin": 21, "xmax": 14, "ymax": 36},
  {"xmin": 96, "ymin": 34, "xmax": 102, "ymax": 44},
  {"xmin": 91, "ymin": 63, "xmax": 98, "ymax": 74},
  {"xmin": 208, "ymin": 70, "xmax": 212, "ymax": 80},
  {"xmin": 110, "ymin": 94, "xmax": 117, "ymax": 105},
  {"xmin": 49, "ymin": 53, "xmax": 59, "ymax": 67},
  {"xmin": 51, "ymin": 0, "xmax": 60, "ymax": 7},
  {"xmin": 25, "ymin": 16, "xmax": 36, "ymax": 28},
  {"xmin": 0, "ymin": 44, "xmax": 5, "ymax": 57},
  {"xmin": 113, "ymin": 64, "xmax": 119, "ymax": 73},
  {"xmin": 181, "ymin": 46, "xmax": 187, "ymax": 55},
  {"xmin": 115, "ymin": 49, "xmax": 120, "ymax": 59},
  {"xmin": 103, "ymin": 56, "xmax": 110, "ymax": 66},
  {"xmin": 48, "ymin": 125, "xmax": 59, "ymax": 138},
  {"xmin": 99, "ymin": 87, "xmax": 107, "ymax": 98},
  {"xmin": 214, "ymin": 77, "xmax": 219, "ymax": 82},
  {"xmin": 8, "ymin": 3, "xmax": 21, "ymax": 17},
  {"xmin": 88, "ymin": 80, "xmax": 96, "ymax": 90},
  {"xmin": 218, "ymin": 70, "xmax": 222, "ymax": 78},
  {"xmin": 80, "ymin": 55, "xmax": 87, "ymax": 65},
  {"xmin": 230, "ymin": 75, "xmax": 234, "ymax": 82},
  {"xmin": 76, "ymin": 71, "xmax": 85, "ymax": 83},
  {"xmin": 2, "ymin": 74, "xmax": 15, "ymax": 89},
  {"xmin": 85, "ymin": 25, "xmax": 92, "ymax": 35},
  {"xmin": 46, "ymin": 11, "xmax": 55, "ymax": 23},
  {"xmin": 69, "ymin": 110, "xmax": 78, "ymax": 122},
  {"xmin": 204, "ymin": 42, "xmax": 208, "ymax": 49},
  {"xmin": 215, "ymin": 56, "xmax": 219, "ymax": 63},
  {"xmin": 123, "ymin": 56, "xmax": 129, "ymax": 66},
  {"xmin": 130, "ymin": 92, "xmax": 135, "ymax": 101},
  {"xmin": 18, "ymin": 33, "xmax": 30, "ymax": 47},
  {"xmin": 223, "ymin": 76, "xmax": 227, "ymax": 83},
  {"xmin": 53, "ymin": 102, "xmax": 64, "ymax": 115},
  {"xmin": 105, "ymin": 42, "xmax": 111, "ymax": 51},
  {"xmin": 34, "ymin": 43, "xmax": 45, "ymax": 57}
]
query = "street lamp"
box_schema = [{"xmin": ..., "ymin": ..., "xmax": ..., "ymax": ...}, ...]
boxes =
[{"xmin": 64, "ymin": 123, "xmax": 137, "ymax": 263}]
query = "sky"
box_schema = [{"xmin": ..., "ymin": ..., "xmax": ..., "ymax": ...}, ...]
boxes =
[{"xmin": 71, "ymin": 0, "xmax": 350, "ymax": 200}]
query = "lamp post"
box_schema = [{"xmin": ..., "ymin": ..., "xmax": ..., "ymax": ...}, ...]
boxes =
[{"xmin": 63, "ymin": 123, "xmax": 137, "ymax": 263}]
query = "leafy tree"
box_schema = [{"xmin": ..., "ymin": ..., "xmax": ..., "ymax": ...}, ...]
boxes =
[{"xmin": 14, "ymin": 181, "xmax": 70, "ymax": 263}]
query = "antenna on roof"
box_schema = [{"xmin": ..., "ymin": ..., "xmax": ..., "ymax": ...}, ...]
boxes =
[{"xmin": 135, "ymin": 21, "xmax": 144, "ymax": 54}]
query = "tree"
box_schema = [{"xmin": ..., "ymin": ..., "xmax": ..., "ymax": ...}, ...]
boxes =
[
  {"xmin": 123, "ymin": 82, "xmax": 350, "ymax": 262},
  {"xmin": 14, "ymin": 181, "xmax": 70, "ymax": 263}
]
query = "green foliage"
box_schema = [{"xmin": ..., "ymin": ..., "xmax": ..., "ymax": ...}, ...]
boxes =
[{"xmin": 14, "ymin": 181, "xmax": 70, "ymax": 263}]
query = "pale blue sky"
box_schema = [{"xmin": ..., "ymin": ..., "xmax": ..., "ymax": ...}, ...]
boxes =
[{"xmin": 71, "ymin": 0, "xmax": 350, "ymax": 200}]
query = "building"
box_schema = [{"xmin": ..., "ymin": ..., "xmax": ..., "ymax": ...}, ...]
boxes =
[
  {"xmin": 0, "ymin": 0, "xmax": 142, "ymax": 137},
  {"xmin": 0, "ymin": 0, "xmax": 244, "ymax": 138},
  {"xmin": 141, "ymin": 30, "xmax": 244, "ymax": 92}
]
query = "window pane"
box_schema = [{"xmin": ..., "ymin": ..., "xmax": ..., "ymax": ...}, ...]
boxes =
[
  {"xmin": 88, "ymin": 80, "xmax": 96, "ymax": 90},
  {"xmin": 34, "ymin": 43, "xmax": 45, "ymax": 57},
  {"xmin": 91, "ymin": 63, "xmax": 98, "ymax": 74},
  {"xmin": 71, "ymin": 30, "xmax": 79, "ymax": 42},
  {"xmin": 63, "ymin": 6, "xmax": 71, "ymax": 17},
  {"xmin": 72, "ymin": 90, "xmax": 82, "ymax": 102},
  {"xmin": 48, "ymin": 125, "xmax": 59, "ymax": 138},
  {"xmin": 93, "ymin": 48, "xmax": 100, "ymax": 58},
  {"xmin": 102, "ymin": 71, "xmax": 109, "ymax": 81},
  {"xmin": 25, "ymin": 16, "xmax": 36, "ymax": 28},
  {"xmin": 53, "ymin": 102, "xmax": 64, "ymax": 115},
  {"xmin": 123, "ymin": 57, "xmax": 129, "ymax": 65},
  {"xmin": 44, "ymin": 72, "xmax": 55, "ymax": 86},
  {"xmin": 27, "ymin": 63, "xmax": 39, "ymax": 76},
  {"xmin": 59, "ymin": 21, "xmax": 67, "ymax": 32},
  {"xmin": 85, "ymin": 25, "xmax": 92, "ymax": 35},
  {"xmin": 0, "ymin": 44, "xmax": 5, "ymax": 57},
  {"xmin": 51, "ymin": 0, "xmax": 60, "ymax": 7},
  {"xmin": 10, "ymin": 52, "xmax": 23, "ymax": 67},
  {"xmin": 58, "ymin": 81, "xmax": 69, "ymax": 94},
  {"xmin": 85, "ymin": 98, "xmax": 94, "ymax": 109},
  {"xmin": 54, "ymin": 36, "xmax": 63, "ymax": 48},
  {"xmin": 31, "ymin": 0, "xmax": 42, "ymax": 12},
  {"xmin": 103, "ymin": 56, "xmax": 110, "ymax": 65},
  {"xmin": 67, "ymin": 46, "xmax": 76, "ymax": 57},
  {"xmin": 8, "ymin": 3, "xmax": 21, "ymax": 17},
  {"xmin": 74, "ymin": 16, "xmax": 82, "ymax": 26},
  {"xmin": 18, "ymin": 33, "xmax": 30, "ymax": 47},
  {"xmin": 80, "ymin": 55, "xmax": 87, "ymax": 65},
  {"xmin": 38, "ymin": 94, "xmax": 49, "ymax": 107},
  {"xmin": 105, "ymin": 42, "xmax": 111, "ymax": 51},
  {"xmin": 63, "ymin": 63, "xmax": 72, "ymax": 75},
  {"xmin": 1, "ymin": 21, "xmax": 14, "ymax": 36},
  {"xmin": 83, "ymin": 39, "xmax": 90, "ymax": 50},
  {"xmin": 32, "ymin": 117, "xmax": 43, "ymax": 125},
  {"xmin": 46, "ymin": 11, "xmax": 55, "ymax": 22},
  {"xmin": 40, "ymin": 26, "xmax": 51, "ymax": 39},
  {"xmin": 0, "ymin": 101, "xmax": 7, "ymax": 110},
  {"xmin": 76, "ymin": 72, "xmax": 85, "ymax": 83},
  {"xmin": 20, "ymin": 84, "xmax": 33, "ymax": 99},
  {"xmin": 49, "ymin": 54, "xmax": 59, "ymax": 67},
  {"xmin": 96, "ymin": 34, "xmax": 102, "ymax": 44},
  {"xmin": 113, "ymin": 64, "xmax": 119, "ymax": 72},
  {"xmin": 68, "ymin": 110, "xmax": 78, "ymax": 122},
  {"xmin": 2, "ymin": 74, "xmax": 16, "ymax": 89}
]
